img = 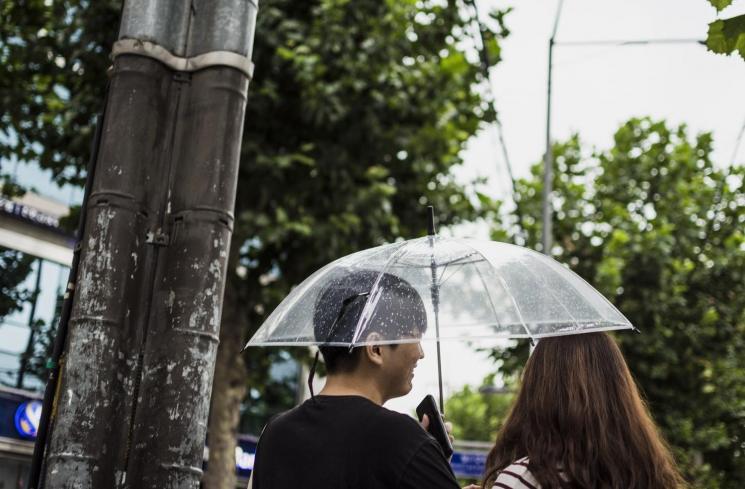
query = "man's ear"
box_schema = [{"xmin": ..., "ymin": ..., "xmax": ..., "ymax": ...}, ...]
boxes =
[{"xmin": 364, "ymin": 332, "xmax": 384, "ymax": 366}]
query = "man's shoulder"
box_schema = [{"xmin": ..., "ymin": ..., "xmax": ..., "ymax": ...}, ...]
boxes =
[
  {"xmin": 367, "ymin": 408, "xmax": 433, "ymax": 455},
  {"xmin": 260, "ymin": 397, "xmax": 426, "ymax": 445},
  {"xmin": 370, "ymin": 404, "xmax": 424, "ymax": 431},
  {"xmin": 257, "ymin": 404, "xmax": 300, "ymax": 438}
]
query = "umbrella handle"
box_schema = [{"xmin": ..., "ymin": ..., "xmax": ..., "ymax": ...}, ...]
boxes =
[{"xmin": 427, "ymin": 206, "xmax": 436, "ymax": 236}]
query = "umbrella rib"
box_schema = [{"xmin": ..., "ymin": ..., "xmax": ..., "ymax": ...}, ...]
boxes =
[
  {"xmin": 473, "ymin": 263, "xmax": 504, "ymax": 332},
  {"xmin": 389, "ymin": 252, "xmax": 483, "ymax": 269},
  {"xmin": 348, "ymin": 241, "xmax": 411, "ymax": 346},
  {"xmin": 436, "ymin": 262, "xmax": 462, "ymax": 288},
  {"xmin": 463, "ymin": 239, "xmax": 535, "ymax": 343},
  {"xmin": 537, "ymin": 253, "xmax": 633, "ymax": 329},
  {"xmin": 436, "ymin": 252, "xmax": 484, "ymax": 288},
  {"xmin": 438, "ymin": 252, "xmax": 481, "ymax": 267},
  {"xmin": 494, "ymin": 274, "xmax": 535, "ymax": 344},
  {"xmin": 458, "ymin": 240, "xmax": 504, "ymax": 333},
  {"xmin": 514, "ymin": 258, "xmax": 582, "ymax": 331}
]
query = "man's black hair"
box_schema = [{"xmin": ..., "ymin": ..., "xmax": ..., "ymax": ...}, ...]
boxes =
[{"xmin": 312, "ymin": 269, "xmax": 427, "ymax": 374}]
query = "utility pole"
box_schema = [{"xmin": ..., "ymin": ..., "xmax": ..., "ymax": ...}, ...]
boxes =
[
  {"xmin": 542, "ymin": 0, "xmax": 563, "ymax": 256},
  {"xmin": 30, "ymin": 1, "xmax": 258, "ymax": 488},
  {"xmin": 541, "ymin": 2, "xmax": 702, "ymax": 257}
]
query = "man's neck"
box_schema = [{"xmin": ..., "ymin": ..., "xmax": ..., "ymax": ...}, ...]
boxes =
[{"xmin": 318, "ymin": 373, "xmax": 386, "ymax": 405}]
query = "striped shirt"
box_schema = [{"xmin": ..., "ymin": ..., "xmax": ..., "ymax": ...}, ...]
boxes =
[{"xmin": 492, "ymin": 458, "xmax": 540, "ymax": 489}]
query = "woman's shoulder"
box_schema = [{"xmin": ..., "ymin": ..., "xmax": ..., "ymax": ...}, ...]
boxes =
[{"xmin": 492, "ymin": 457, "xmax": 540, "ymax": 489}]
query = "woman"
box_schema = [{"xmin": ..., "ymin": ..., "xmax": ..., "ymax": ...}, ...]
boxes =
[{"xmin": 482, "ymin": 332, "xmax": 686, "ymax": 489}]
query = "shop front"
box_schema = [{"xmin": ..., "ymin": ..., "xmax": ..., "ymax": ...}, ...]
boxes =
[{"xmin": 0, "ymin": 386, "xmax": 41, "ymax": 488}]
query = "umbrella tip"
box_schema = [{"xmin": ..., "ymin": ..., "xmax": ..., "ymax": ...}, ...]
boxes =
[{"xmin": 427, "ymin": 206, "xmax": 436, "ymax": 236}]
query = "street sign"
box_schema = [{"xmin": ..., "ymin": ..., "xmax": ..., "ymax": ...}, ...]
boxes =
[{"xmin": 450, "ymin": 450, "xmax": 487, "ymax": 479}]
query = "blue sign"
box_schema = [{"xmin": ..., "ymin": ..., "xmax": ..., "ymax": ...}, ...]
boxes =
[
  {"xmin": 14, "ymin": 400, "xmax": 42, "ymax": 439},
  {"xmin": 236, "ymin": 445, "xmax": 255, "ymax": 471},
  {"xmin": 235, "ymin": 436, "xmax": 258, "ymax": 478},
  {"xmin": 450, "ymin": 451, "xmax": 487, "ymax": 479}
]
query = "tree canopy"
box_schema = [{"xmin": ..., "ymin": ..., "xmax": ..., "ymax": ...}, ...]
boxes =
[
  {"xmin": 491, "ymin": 117, "xmax": 745, "ymax": 488},
  {"xmin": 445, "ymin": 374, "xmax": 514, "ymax": 443},
  {"xmin": 2, "ymin": 0, "xmax": 510, "ymax": 486},
  {"xmin": 211, "ymin": 1, "xmax": 508, "ymax": 485},
  {"xmin": 0, "ymin": 247, "xmax": 34, "ymax": 323}
]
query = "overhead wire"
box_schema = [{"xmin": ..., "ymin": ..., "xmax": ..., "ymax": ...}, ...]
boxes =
[
  {"xmin": 556, "ymin": 38, "xmax": 705, "ymax": 47},
  {"xmin": 463, "ymin": 0, "xmax": 524, "ymax": 238},
  {"xmin": 554, "ymin": 38, "xmax": 705, "ymax": 67},
  {"xmin": 460, "ymin": 0, "xmax": 716, "ymax": 247}
]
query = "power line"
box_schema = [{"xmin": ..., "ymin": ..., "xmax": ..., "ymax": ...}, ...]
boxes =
[
  {"xmin": 464, "ymin": 0, "xmax": 523, "ymax": 230},
  {"xmin": 555, "ymin": 38, "xmax": 705, "ymax": 47},
  {"xmin": 542, "ymin": 2, "xmax": 707, "ymax": 257}
]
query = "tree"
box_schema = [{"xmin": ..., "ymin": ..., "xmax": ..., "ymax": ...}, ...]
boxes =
[
  {"xmin": 0, "ymin": 246, "xmax": 34, "ymax": 324},
  {"xmin": 0, "ymin": 1, "xmax": 118, "ymax": 184},
  {"xmin": 490, "ymin": 118, "xmax": 745, "ymax": 488},
  {"xmin": 705, "ymin": 0, "xmax": 745, "ymax": 60},
  {"xmin": 206, "ymin": 1, "xmax": 509, "ymax": 486},
  {"xmin": 2, "ymin": 0, "xmax": 509, "ymax": 486},
  {"xmin": 445, "ymin": 374, "xmax": 514, "ymax": 443}
]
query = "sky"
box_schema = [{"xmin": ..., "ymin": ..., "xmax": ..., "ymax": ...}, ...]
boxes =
[{"xmin": 385, "ymin": 0, "xmax": 745, "ymax": 417}]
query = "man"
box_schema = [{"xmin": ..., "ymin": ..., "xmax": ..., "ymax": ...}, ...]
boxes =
[{"xmin": 250, "ymin": 270, "xmax": 461, "ymax": 489}]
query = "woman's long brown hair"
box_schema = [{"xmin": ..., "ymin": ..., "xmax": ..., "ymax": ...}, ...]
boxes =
[{"xmin": 482, "ymin": 332, "xmax": 686, "ymax": 489}]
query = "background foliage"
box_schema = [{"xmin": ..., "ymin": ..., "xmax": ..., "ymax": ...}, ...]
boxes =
[
  {"xmin": 234, "ymin": 0, "xmax": 506, "ymax": 409},
  {"xmin": 489, "ymin": 117, "xmax": 745, "ymax": 488},
  {"xmin": 445, "ymin": 373, "xmax": 514, "ymax": 443},
  {"xmin": 7, "ymin": 1, "xmax": 745, "ymax": 487},
  {"xmin": 1, "ymin": 0, "xmax": 509, "ymax": 486},
  {"xmin": 0, "ymin": 247, "xmax": 34, "ymax": 322}
]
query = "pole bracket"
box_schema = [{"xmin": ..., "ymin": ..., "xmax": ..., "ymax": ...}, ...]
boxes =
[
  {"xmin": 145, "ymin": 229, "xmax": 169, "ymax": 246},
  {"xmin": 112, "ymin": 39, "xmax": 254, "ymax": 79}
]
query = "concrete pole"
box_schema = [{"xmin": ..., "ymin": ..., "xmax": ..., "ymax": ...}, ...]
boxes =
[
  {"xmin": 542, "ymin": 0, "xmax": 563, "ymax": 256},
  {"xmin": 37, "ymin": 1, "xmax": 257, "ymax": 488}
]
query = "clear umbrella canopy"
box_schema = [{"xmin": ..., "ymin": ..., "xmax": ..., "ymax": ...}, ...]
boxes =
[{"xmin": 245, "ymin": 236, "xmax": 634, "ymax": 348}]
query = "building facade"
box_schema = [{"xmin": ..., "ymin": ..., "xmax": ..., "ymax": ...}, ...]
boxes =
[{"xmin": 0, "ymin": 159, "xmax": 78, "ymax": 487}]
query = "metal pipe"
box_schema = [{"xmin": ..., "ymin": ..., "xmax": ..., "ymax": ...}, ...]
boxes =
[
  {"xmin": 38, "ymin": 0, "xmax": 258, "ymax": 485},
  {"xmin": 27, "ymin": 102, "xmax": 107, "ymax": 489},
  {"xmin": 426, "ymin": 206, "xmax": 444, "ymax": 412},
  {"xmin": 41, "ymin": 57, "xmax": 163, "ymax": 487}
]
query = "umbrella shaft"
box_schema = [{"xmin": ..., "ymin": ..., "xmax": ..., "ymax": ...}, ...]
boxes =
[
  {"xmin": 430, "ymin": 284, "xmax": 444, "ymax": 413},
  {"xmin": 427, "ymin": 235, "xmax": 444, "ymax": 414},
  {"xmin": 434, "ymin": 315, "xmax": 444, "ymax": 414}
]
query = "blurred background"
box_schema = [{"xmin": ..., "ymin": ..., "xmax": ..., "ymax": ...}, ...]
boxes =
[{"xmin": 1, "ymin": 0, "xmax": 744, "ymax": 487}]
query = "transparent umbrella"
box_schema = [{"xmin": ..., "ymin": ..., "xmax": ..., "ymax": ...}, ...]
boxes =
[{"xmin": 245, "ymin": 209, "xmax": 635, "ymax": 409}]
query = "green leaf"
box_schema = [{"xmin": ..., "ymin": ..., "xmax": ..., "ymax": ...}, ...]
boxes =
[
  {"xmin": 707, "ymin": 14, "xmax": 745, "ymax": 60},
  {"xmin": 707, "ymin": 0, "xmax": 734, "ymax": 12}
]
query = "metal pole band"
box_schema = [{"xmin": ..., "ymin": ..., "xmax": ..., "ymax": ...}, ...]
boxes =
[{"xmin": 112, "ymin": 39, "xmax": 255, "ymax": 78}]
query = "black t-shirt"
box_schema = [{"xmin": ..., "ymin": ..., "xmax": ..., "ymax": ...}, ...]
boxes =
[{"xmin": 251, "ymin": 395, "xmax": 460, "ymax": 489}]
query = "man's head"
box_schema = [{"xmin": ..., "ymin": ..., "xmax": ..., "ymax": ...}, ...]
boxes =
[{"xmin": 312, "ymin": 269, "xmax": 428, "ymax": 398}]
